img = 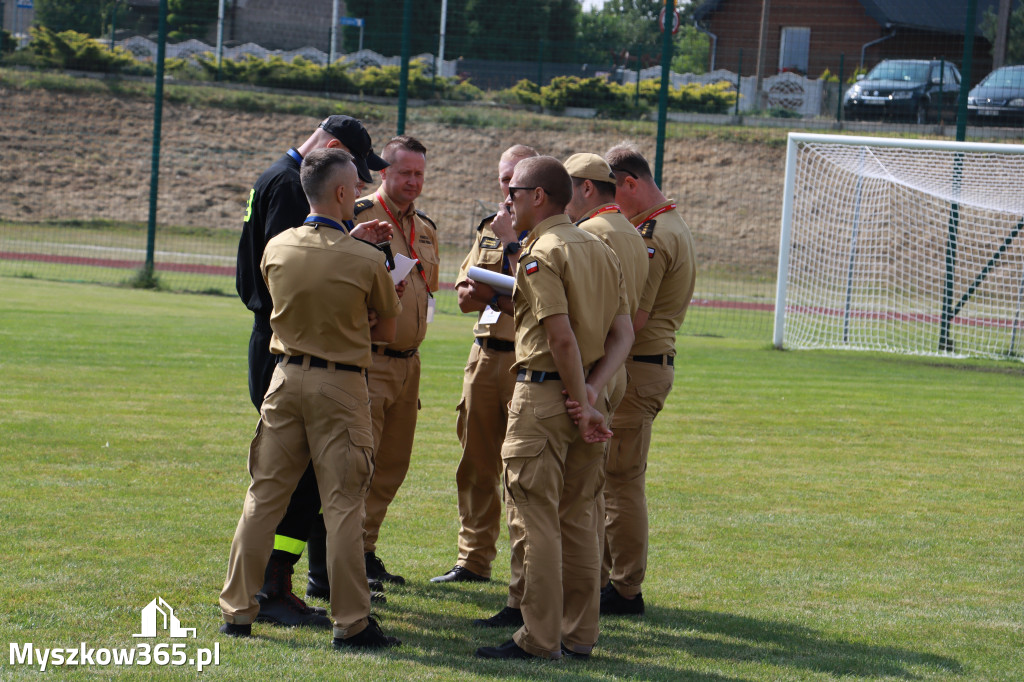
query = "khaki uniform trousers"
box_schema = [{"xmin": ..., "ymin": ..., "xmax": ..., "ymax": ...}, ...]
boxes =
[
  {"xmin": 219, "ymin": 362, "xmax": 374, "ymax": 639},
  {"xmin": 601, "ymin": 357, "xmax": 674, "ymax": 596},
  {"xmin": 363, "ymin": 351, "xmax": 420, "ymax": 553},
  {"xmin": 505, "ymin": 363, "xmax": 626, "ymax": 611},
  {"xmin": 503, "ymin": 380, "xmax": 608, "ymax": 659},
  {"xmin": 454, "ymin": 341, "xmax": 517, "ymax": 577}
]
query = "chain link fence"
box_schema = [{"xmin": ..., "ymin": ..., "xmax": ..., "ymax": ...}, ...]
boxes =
[{"xmin": 2, "ymin": 0, "xmax": 1019, "ymax": 341}]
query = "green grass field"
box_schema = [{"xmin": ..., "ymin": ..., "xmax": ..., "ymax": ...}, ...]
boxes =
[{"xmin": 1, "ymin": 277, "xmax": 1022, "ymax": 680}]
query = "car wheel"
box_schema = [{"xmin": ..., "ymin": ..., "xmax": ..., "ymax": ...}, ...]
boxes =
[{"xmin": 915, "ymin": 102, "xmax": 928, "ymax": 125}]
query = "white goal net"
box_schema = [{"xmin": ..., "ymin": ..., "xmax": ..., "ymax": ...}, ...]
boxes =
[{"xmin": 774, "ymin": 133, "xmax": 1024, "ymax": 361}]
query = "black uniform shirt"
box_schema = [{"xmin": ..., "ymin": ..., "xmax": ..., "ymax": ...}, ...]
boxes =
[{"xmin": 236, "ymin": 149, "xmax": 310, "ymax": 318}]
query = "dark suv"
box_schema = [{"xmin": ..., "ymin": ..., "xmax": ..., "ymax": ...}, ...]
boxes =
[{"xmin": 843, "ymin": 59, "xmax": 961, "ymax": 124}]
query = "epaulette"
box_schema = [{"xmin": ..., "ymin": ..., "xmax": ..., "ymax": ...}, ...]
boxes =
[
  {"xmin": 414, "ymin": 209, "xmax": 438, "ymax": 232},
  {"xmin": 637, "ymin": 219, "xmax": 657, "ymax": 239},
  {"xmin": 476, "ymin": 212, "xmax": 497, "ymax": 232},
  {"xmin": 354, "ymin": 198, "xmax": 374, "ymax": 216}
]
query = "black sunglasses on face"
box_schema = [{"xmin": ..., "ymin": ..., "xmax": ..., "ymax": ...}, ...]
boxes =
[
  {"xmin": 507, "ymin": 186, "xmax": 539, "ymax": 201},
  {"xmin": 610, "ymin": 166, "xmax": 638, "ymax": 179}
]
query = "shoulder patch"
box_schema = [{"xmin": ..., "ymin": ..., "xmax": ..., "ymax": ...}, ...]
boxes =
[
  {"xmin": 414, "ymin": 209, "xmax": 438, "ymax": 232},
  {"xmin": 647, "ymin": 246, "xmax": 656, "ymax": 259},
  {"xmin": 637, "ymin": 219, "xmax": 657, "ymax": 239},
  {"xmin": 476, "ymin": 213, "xmax": 497, "ymax": 232},
  {"xmin": 354, "ymin": 199, "xmax": 374, "ymax": 216},
  {"xmin": 480, "ymin": 236, "xmax": 501, "ymax": 249},
  {"xmin": 524, "ymin": 260, "xmax": 540, "ymax": 276}
]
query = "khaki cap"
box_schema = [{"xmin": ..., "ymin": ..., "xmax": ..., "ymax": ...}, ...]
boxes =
[{"xmin": 563, "ymin": 153, "xmax": 616, "ymax": 183}]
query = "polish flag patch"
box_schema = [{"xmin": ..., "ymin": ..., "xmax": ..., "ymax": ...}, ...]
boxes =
[
  {"xmin": 647, "ymin": 246, "xmax": 656, "ymax": 259},
  {"xmin": 524, "ymin": 260, "xmax": 540, "ymax": 275}
]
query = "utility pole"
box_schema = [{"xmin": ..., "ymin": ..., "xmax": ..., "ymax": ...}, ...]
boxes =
[
  {"xmin": 754, "ymin": 0, "xmax": 771, "ymax": 110},
  {"xmin": 993, "ymin": 0, "xmax": 1011, "ymax": 69}
]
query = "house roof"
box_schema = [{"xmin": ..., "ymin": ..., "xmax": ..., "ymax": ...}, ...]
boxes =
[{"xmin": 693, "ymin": 0, "xmax": 1003, "ymax": 36}]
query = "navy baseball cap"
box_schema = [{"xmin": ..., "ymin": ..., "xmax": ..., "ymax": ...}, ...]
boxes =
[{"xmin": 319, "ymin": 115, "xmax": 388, "ymax": 183}]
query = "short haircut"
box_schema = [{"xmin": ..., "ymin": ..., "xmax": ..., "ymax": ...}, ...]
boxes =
[
  {"xmin": 515, "ymin": 156, "xmax": 572, "ymax": 210},
  {"xmin": 382, "ymin": 134, "xmax": 427, "ymax": 163},
  {"xmin": 605, "ymin": 142, "xmax": 653, "ymax": 181},
  {"xmin": 501, "ymin": 144, "xmax": 539, "ymax": 163},
  {"xmin": 301, "ymin": 148, "xmax": 354, "ymax": 204},
  {"xmin": 572, "ymin": 176, "xmax": 617, "ymax": 201}
]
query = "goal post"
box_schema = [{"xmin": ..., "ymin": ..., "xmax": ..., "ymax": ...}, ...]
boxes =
[{"xmin": 774, "ymin": 132, "xmax": 1024, "ymax": 361}]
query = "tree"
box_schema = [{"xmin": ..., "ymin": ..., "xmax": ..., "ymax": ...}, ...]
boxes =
[
  {"xmin": 167, "ymin": 0, "xmax": 218, "ymax": 42},
  {"xmin": 35, "ymin": 0, "xmax": 114, "ymax": 36},
  {"xmin": 671, "ymin": 24, "xmax": 710, "ymax": 75},
  {"xmin": 981, "ymin": 2, "xmax": 1024, "ymax": 66},
  {"xmin": 577, "ymin": 0, "xmax": 702, "ymax": 70},
  {"xmin": 341, "ymin": 0, "xmax": 579, "ymax": 63}
]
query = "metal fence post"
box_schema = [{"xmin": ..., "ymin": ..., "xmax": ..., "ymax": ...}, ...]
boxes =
[
  {"xmin": 956, "ymin": 0, "xmax": 978, "ymax": 141},
  {"xmin": 735, "ymin": 48, "xmax": 743, "ymax": 116},
  {"xmin": 836, "ymin": 53, "xmax": 844, "ymax": 121},
  {"xmin": 144, "ymin": 0, "xmax": 168, "ymax": 283},
  {"xmin": 397, "ymin": 0, "xmax": 412, "ymax": 135},
  {"xmin": 654, "ymin": 0, "xmax": 676, "ymax": 187}
]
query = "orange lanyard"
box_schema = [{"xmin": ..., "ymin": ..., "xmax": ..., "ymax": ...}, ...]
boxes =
[
  {"xmin": 635, "ymin": 203, "xmax": 677, "ymax": 230},
  {"xmin": 586, "ymin": 204, "xmax": 622, "ymax": 219},
  {"xmin": 377, "ymin": 192, "xmax": 430, "ymax": 290}
]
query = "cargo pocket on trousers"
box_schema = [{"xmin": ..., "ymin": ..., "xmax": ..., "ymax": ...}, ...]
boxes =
[
  {"xmin": 501, "ymin": 437, "xmax": 547, "ymax": 506},
  {"xmin": 319, "ymin": 382, "xmax": 363, "ymax": 410},
  {"xmin": 342, "ymin": 427, "xmax": 375, "ymax": 496},
  {"xmin": 635, "ymin": 379, "xmax": 673, "ymax": 414}
]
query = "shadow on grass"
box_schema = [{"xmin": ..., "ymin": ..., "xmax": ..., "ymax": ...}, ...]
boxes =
[{"xmin": 373, "ymin": 589, "xmax": 963, "ymax": 681}]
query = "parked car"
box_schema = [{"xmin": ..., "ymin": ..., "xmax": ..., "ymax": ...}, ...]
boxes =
[
  {"xmin": 843, "ymin": 59, "xmax": 961, "ymax": 124},
  {"xmin": 967, "ymin": 65, "xmax": 1024, "ymax": 124}
]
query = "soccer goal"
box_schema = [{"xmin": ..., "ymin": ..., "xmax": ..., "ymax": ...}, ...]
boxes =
[{"xmin": 774, "ymin": 133, "xmax": 1024, "ymax": 361}]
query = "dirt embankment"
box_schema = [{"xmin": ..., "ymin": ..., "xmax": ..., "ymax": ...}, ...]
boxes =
[{"xmin": 0, "ymin": 86, "xmax": 786, "ymax": 274}]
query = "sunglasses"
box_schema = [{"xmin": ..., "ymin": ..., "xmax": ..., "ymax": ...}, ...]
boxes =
[
  {"xmin": 610, "ymin": 166, "xmax": 638, "ymax": 179},
  {"xmin": 508, "ymin": 186, "xmax": 542, "ymax": 201}
]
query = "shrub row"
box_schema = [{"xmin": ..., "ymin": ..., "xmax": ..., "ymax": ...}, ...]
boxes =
[
  {"xmin": 496, "ymin": 76, "xmax": 736, "ymax": 117},
  {"xmin": 2, "ymin": 28, "xmax": 736, "ymax": 117}
]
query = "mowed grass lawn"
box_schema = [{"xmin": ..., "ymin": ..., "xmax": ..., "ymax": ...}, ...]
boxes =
[{"xmin": 0, "ymin": 277, "xmax": 1021, "ymax": 681}]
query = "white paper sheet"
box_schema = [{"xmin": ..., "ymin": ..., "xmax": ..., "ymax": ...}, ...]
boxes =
[{"xmin": 467, "ymin": 266, "xmax": 514, "ymax": 296}]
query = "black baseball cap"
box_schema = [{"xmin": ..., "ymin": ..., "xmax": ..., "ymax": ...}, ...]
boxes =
[{"xmin": 318, "ymin": 115, "xmax": 388, "ymax": 183}]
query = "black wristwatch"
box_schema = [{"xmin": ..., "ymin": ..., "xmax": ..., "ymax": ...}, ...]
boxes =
[{"xmin": 504, "ymin": 241, "xmax": 522, "ymax": 256}]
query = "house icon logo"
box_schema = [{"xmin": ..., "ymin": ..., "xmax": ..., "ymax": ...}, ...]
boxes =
[{"xmin": 133, "ymin": 597, "xmax": 196, "ymax": 638}]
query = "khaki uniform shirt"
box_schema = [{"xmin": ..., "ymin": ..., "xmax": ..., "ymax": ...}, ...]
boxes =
[
  {"xmin": 456, "ymin": 214, "xmax": 516, "ymax": 342},
  {"xmin": 512, "ymin": 214, "xmax": 628, "ymax": 373},
  {"xmin": 630, "ymin": 200, "xmax": 697, "ymax": 356},
  {"xmin": 262, "ymin": 221, "xmax": 402, "ymax": 368},
  {"xmin": 355, "ymin": 190, "xmax": 440, "ymax": 351},
  {"xmin": 576, "ymin": 203, "xmax": 649, "ymax": 319}
]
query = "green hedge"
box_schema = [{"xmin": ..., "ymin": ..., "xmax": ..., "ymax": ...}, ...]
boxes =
[
  {"xmin": 501, "ymin": 76, "xmax": 737, "ymax": 118},
  {"xmin": 3, "ymin": 26, "xmax": 152, "ymax": 75},
  {"xmin": 1, "ymin": 30, "xmax": 734, "ymax": 119}
]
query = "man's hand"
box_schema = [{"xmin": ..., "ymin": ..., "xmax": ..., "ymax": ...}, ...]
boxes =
[
  {"xmin": 466, "ymin": 279, "xmax": 497, "ymax": 305},
  {"xmin": 577, "ymin": 404, "xmax": 612, "ymax": 443},
  {"xmin": 351, "ymin": 219, "xmax": 394, "ymax": 244},
  {"xmin": 395, "ymin": 279, "xmax": 407, "ymax": 298},
  {"xmin": 563, "ymin": 384, "xmax": 598, "ymax": 424},
  {"xmin": 368, "ymin": 308, "xmax": 379, "ymax": 328},
  {"xmin": 490, "ymin": 207, "xmax": 517, "ymax": 246}
]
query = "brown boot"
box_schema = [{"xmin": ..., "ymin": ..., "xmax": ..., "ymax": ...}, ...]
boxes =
[{"xmin": 256, "ymin": 554, "xmax": 331, "ymax": 628}]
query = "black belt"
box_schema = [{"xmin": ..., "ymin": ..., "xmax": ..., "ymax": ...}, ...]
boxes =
[
  {"xmin": 277, "ymin": 355, "xmax": 364, "ymax": 374},
  {"xmin": 475, "ymin": 337, "xmax": 515, "ymax": 353},
  {"xmin": 373, "ymin": 346, "xmax": 418, "ymax": 359},
  {"xmin": 631, "ymin": 354, "xmax": 674, "ymax": 366},
  {"xmin": 516, "ymin": 369, "xmax": 560, "ymax": 383}
]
